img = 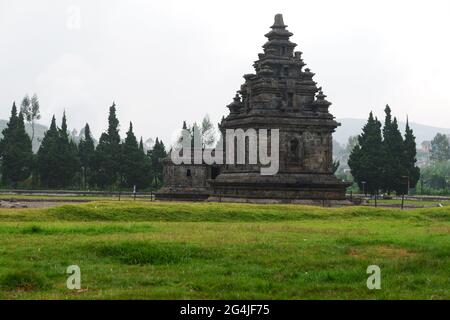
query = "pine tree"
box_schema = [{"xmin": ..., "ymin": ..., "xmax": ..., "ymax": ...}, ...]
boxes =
[
  {"xmin": 91, "ymin": 103, "xmax": 122, "ymax": 188},
  {"xmin": 37, "ymin": 114, "xmax": 80, "ymax": 188},
  {"xmin": 78, "ymin": 123, "xmax": 95, "ymax": 189},
  {"xmin": 382, "ymin": 105, "xmax": 407, "ymax": 194},
  {"xmin": 58, "ymin": 112, "xmax": 81, "ymax": 187},
  {"xmin": 403, "ymin": 118, "xmax": 420, "ymax": 191},
  {"xmin": 140, "ymin": 145, "xmax": 152, "ymax": 190},
  {"xmin": 148, "ymin": 138, "xmax": 167, "ymax": 189},
  {"xmin": 0, "ymin": 103, "xmax": 19, "ymax": 157},
  {"xmin": 121, "ymin": 122, "xmax": 142, "ymax": 188},
  {"xmin": 191, "ymin": 122, "xmax": 202, "ymax": 148},
  {"xmin": 139, "ymin": 137, "xmax": 144, "ymax": 153},
  {"xmin": 37, "ymin": 116, "xmax": 60, "ymax": 188},
  {"xmin": 177, "ymin": 121, "xmax": 189, "ymax": 146},
  {"xmin": 0, "ymin": 103, "xmax": 33, "ymax": 187},
  {"xmin": 348, "ymin": 112, "xmax": 384, "ymax": 194},
  {"xmin": 91, "ymin": 133, "xmax": 110, "ymax": 188}
]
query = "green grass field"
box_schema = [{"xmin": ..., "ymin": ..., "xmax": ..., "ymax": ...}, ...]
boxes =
[
  {"xmin": 0, "ymin": 201, "xmax": 449, "ymax": 299},
  {"xmin": 0, "ymin": 194, "xmax": 151, "ymax": 202}
]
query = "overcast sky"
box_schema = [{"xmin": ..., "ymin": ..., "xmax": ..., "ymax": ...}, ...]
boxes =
[{"xmin": 1, "ymin": 0, "xmax": 449, "ymax": 145}]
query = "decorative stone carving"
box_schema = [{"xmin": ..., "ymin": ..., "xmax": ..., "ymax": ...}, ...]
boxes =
[{"xmin": 157, "ymin": 14, "xmax": 351, "ymax": 203}]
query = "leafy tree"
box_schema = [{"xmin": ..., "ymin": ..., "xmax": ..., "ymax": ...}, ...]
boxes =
[
  {"xmin": 78, "ymin": 123, "xmax": 95, "ymax": 189},
  {"xmin": 346, "ymin": 136, "xmax": 359, "ymax": 155},
  {"xmin": 403, "ymin": 118, "xmax": 420, "ymax": 190},
  {"xmin": 201, "ymin": 114, "xmax": 216, "ymax": 148},
  {"xmin": 20, "ymin": 94, "xmax": 41, "ymax": 146},
  {"xmin": 0, "ymin": 103, "xmax": 33, "ymax": 187},
  {"xmin": 348, "ymin": 112, "xmax": 384, "ymax": 194},
  {"xmin": 420, "ymin": 161, "xmax": 450, "ymax": 192},
  {"xmin": 177, "ymin": 116, "xmax": 217, "ymax": 148},
  {"xmin": 430, "ymin": 133, "xmax": 450, "ymax": 162}
]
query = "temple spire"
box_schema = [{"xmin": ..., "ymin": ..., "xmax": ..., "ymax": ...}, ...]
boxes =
[
  {"xmin": 272, "ymin": 14, "xmax": 287, "ymax": 29},
  {"xmin": 264, "ymin": 13, "xmax": 294, "ymax": 43}
]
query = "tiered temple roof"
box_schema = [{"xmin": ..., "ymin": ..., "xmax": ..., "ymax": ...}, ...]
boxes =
[{"xmin": 226, "ymin": 14, "xmax": 332, "ymax": 119}]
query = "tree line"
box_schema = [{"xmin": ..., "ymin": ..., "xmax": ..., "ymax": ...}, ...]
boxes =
[
  {"xmin": 348, "ymin": 105, "xmax": 420, "ymax": 195},
  {"xmin": 418, "ymin": 133, "xmax": 450, "ymax": 194},
  {"xmin": 0, "ymin": 99, "xmax": 167, "ymax": 190}
]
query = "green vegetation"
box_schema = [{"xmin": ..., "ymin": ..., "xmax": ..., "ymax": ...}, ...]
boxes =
[
  {"xmin": 430, "ymin": 133, "xmax": 450, "ymax": 163},
  {"xmin": 349, "ymin": 105, "xmax": 420, "ymax": 195},
  {"xmin": 420, "ymin": 160, "xmax": 450, "ymax": 195},
  {"xmin": 0, "ymin": 103, "xmax": 33, "ymax": 188},
  {"xmin": 0, "ymin": 201, "xmax": 449, "ymax": 299},
  {"xmin": 372, "ymin": 199, "xmax": 450, "ymax": 207},
  {"xmin": 0, "ymin": 194, "xmax": 148, "ymax": 201},
  {"xmin": 0, "ymin": 101, "xmax": 167, "ymax": 191}
]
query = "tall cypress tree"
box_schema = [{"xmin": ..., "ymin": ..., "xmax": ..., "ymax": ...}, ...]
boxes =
[
  {"xmin": 148, "ymin": 138, "xmax": 167, "ymax": 189},
  {"xmin": 140, "ymin": 138, "xmax": 152, "ymax": 189},
  {"xmin": 0, "ymin": 103, "xmax": 19, "ymax": 158},
  {"xmin": 0, "ymin": 103, "xmax": 33, "ymax": 187},
  {"xmin": 139, "ymin": 137, "xmax": 144, "ymax": 153},
  {"xmin": 403, "ymin": 118, "xmax": 420, "ymax": 191},
  {"xmin": 92, "ymin": 103, "xmax": 121, "ymax": 188},
  {"xmin": 121, "ymin": 122, "xmax": 142, "ymax": 188},
  {"xmin": 382, "ymin": 105, "xmax": 407, "ymax": 194},
  {"xmin": 37, "ymin": 114, "xmax": 80, "ymax": 188},
  {"xmin": 37, "ymin": 116, "xmax": 60, "ymax": 188},
  {"xmin": 381, "ymin": 105, "xmax": 395, "ymax": 193},
  {"xmin": 348, "ymin": 112, "xmax": 384, "ymax": 194},
  {"xmin": 58, "ymin": 112, "xmax": 81, "ymax": 188},
  {"xmin": 79, "ymin": 123, "xmax": 95, "ymax": 189},
  {"xmin": 91, "ymin": 133, "xmax": 110, "ymax": 188}
]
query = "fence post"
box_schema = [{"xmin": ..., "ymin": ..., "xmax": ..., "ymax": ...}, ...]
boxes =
[{"xmin": 401, "ymin": 194, "xmax": 405, "ymax": 210}]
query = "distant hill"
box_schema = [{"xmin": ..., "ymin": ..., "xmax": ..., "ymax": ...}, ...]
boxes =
[
  {"xmin": 335, "ymin": 118, "xmax": 450, "ymax": 146},
  {"xmin": 0, "ymin": 119, "xmax": 47, "ymax": 153}
]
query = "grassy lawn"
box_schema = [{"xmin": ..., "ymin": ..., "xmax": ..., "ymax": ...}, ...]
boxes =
[
  {"xmin": 0, "ymin": 201, "xmax": 449, "ymax": 299},
  {"xmin": 369, "ymin": 199, "xmax": 450, "ymax": 207},
  {"xmin": 0, "ymin": 194, "xmax": 151, "ymax": 202}
]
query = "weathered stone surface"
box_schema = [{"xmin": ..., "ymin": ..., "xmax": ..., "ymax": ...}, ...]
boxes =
[
  {"xmin": 156, "ymin": 152, "xmax": 218, "ymax": 200},
  {"xmin": 157, "ymin": 14, "xmax": 351, "ymax": 202},
  {"xmin": 208, "ymin": 14, "xmax": 351, "ymax": 201}
]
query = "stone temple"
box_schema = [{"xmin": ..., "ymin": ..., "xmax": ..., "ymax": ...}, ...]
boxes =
[{"xmin": 157, "ymin": 14, "xmax": 350, "ymax": 203}]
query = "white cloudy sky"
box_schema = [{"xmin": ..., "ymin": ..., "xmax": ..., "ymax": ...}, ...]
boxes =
[{"xmin": 1, "ymin": 0, "xmax": 449, "ymax": 144}]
